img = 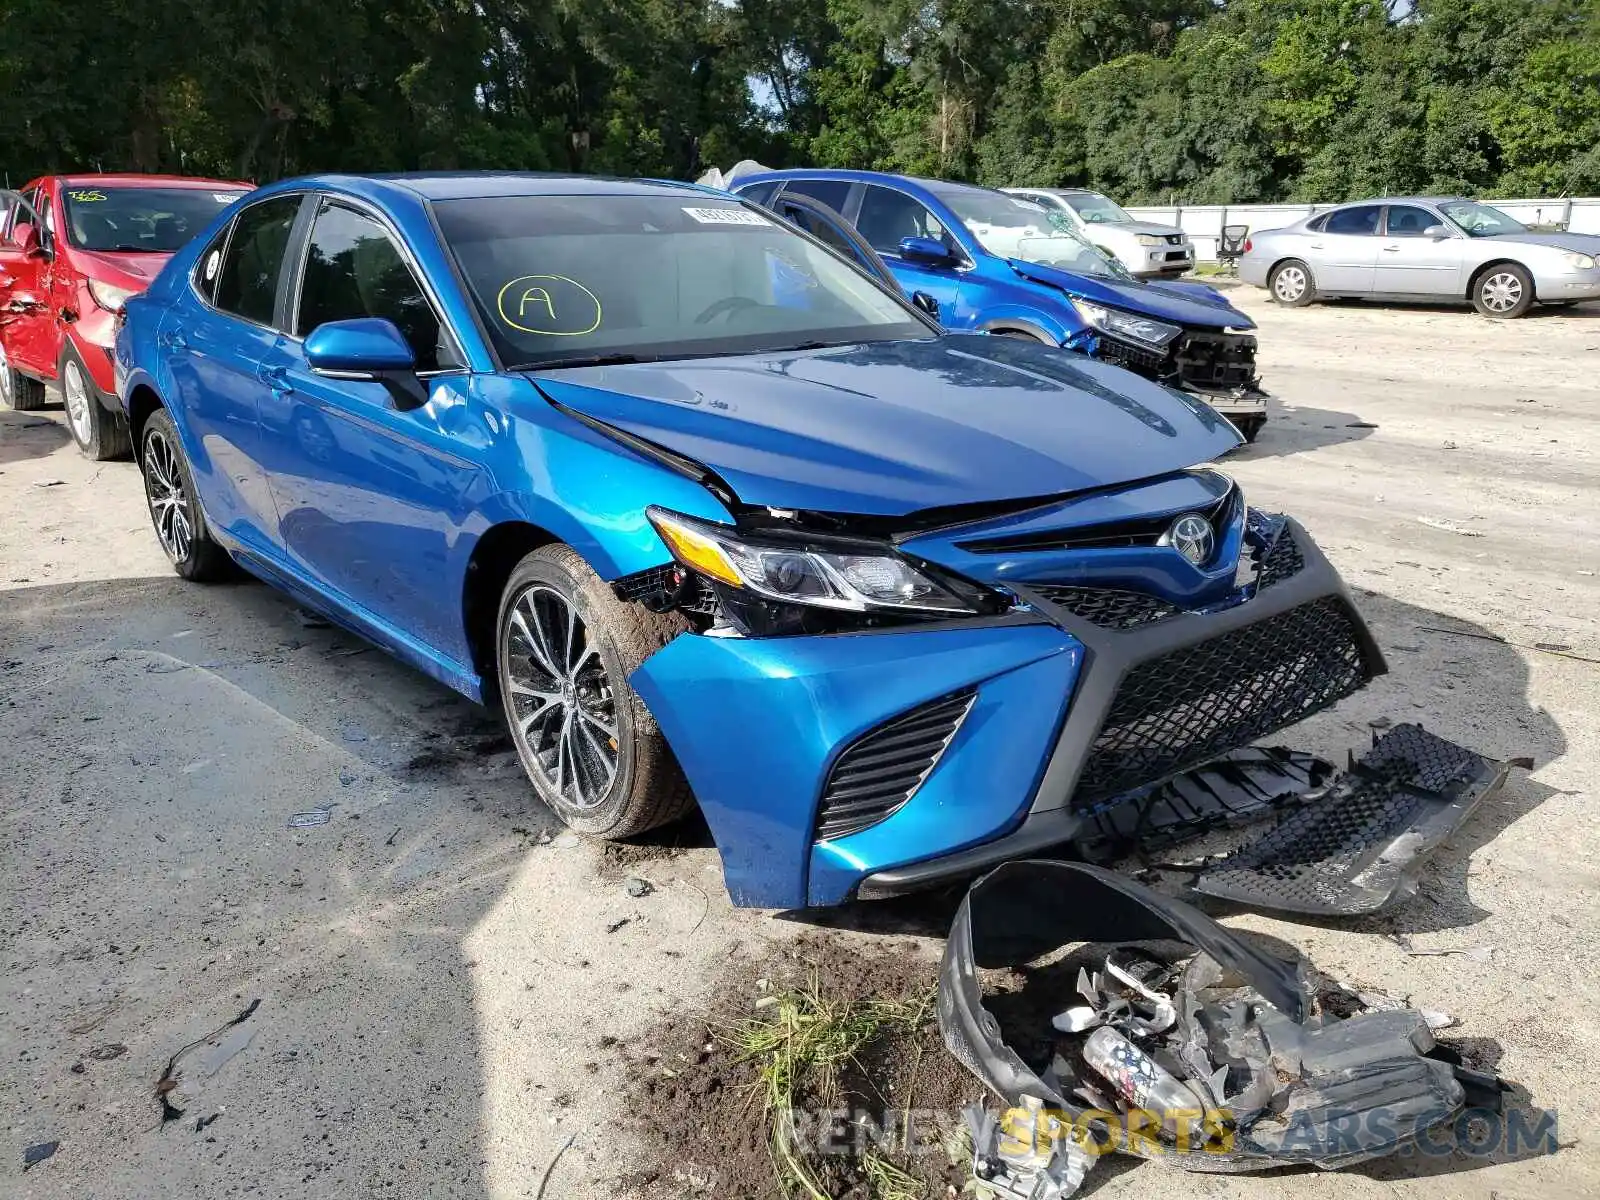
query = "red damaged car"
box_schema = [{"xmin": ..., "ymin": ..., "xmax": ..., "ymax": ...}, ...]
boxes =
[{"xmin": 0, "ymin": 174, "xmax": 249, "ymax": 458}]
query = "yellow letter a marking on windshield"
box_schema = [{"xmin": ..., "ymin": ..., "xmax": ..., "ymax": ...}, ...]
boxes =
[{"xmin": 519, "ymin": 287, "xmax": 557, "ymax": 321}]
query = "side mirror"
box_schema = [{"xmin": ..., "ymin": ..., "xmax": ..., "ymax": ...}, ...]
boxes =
[
  {"xmin": 910, "ymin": 290, "xmax": 940, "ymax": 320},
  {"xmin": 899, "ymin": 235, "xmax": 954, "ymax": 265},
  {"xmin": 13, "ymin": 221, "xmax": 49, "ymax": 258},
  {"xmin": 304, "ymin": 317, "xmax": 426, "ymax": 410},
  {"xmin": 1423, "ymin": 224, "xmax": 1452, "ymax": 240}
]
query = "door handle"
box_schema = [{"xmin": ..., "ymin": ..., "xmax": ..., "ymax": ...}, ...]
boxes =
[
  {"xmin": 1308, "ymin": 242, "xmax": 1324, "ymax": 249},
  {"xmin": 260, "ymin": 364, "xmax": 293, "ymax": 395},
  {"xmin": 159, "ymin": 327, "xmax": 187, "ymax": 349},
  {"xmin": 1381, "ymin": 245, "xmax": 1402, "ymax": 252}
]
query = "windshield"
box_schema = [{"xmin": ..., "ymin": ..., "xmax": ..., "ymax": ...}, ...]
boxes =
[
  {"xmin": 1062, "ymin": 192, "xmax": 1134, "ymax": 224},
  {"xmin": 63, "ymin": 186, "xmax": 247, "ymax": 252},
  {"xmin": 434, "ymin": 194, "xmax": 929, "ymax": 369},
  {"xmin": 928, "ymin": 185, "xmax": 1131, "ymax": 280},
  {"xmin": 1439, "ymin": 200, "xmax": 1528, "ymax": 238}
]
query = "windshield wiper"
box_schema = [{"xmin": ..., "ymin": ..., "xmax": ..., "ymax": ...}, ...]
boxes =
[
  {"xmin": 105, "ymin": 244, "xmax": 155, "ymax": 252},
  {"xmin": 517, "ymin": 351, "xmax": 661, "ymax": 372}
]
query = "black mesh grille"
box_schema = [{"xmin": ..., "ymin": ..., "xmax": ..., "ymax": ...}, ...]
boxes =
[
  {"xmin": 1073, "ymin": 597, "xmax": 1372, "ymax": 805},
  {"xmin": 1030, "ymin": 585, "xmax": 1179, "ymax": 630},
  {"xmin": 1256, "ymin": 527, "xmax": 1305, "ymax": 590},
  {"xmin": 1096, "ymin": 337, "xmax": 1168, "ymax": 375},
  {"xmin": 1174, "ymin": 331, "xmax": 1259, "ymax": 390},
  {"xmin": 816, "ymin": 690, "xmax": 975, "ymax": 840}
]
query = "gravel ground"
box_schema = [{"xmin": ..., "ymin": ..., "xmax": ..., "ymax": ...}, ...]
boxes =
[{"xmin": 2, "ymin": 292, "xmax": 1597, "ymax": 1199}]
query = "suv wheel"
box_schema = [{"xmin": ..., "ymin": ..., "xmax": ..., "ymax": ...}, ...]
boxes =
[
  {"xmin": 140, "ymin": 407, "xmax": 233, "ymax": 580},
  {"xmin": 1269, "ymin": 260, "xmax": 1317, "ymax": 307},
  {"xmin": 496, "ymin": 545, "xmax": 695, "ymax": 838},
  {"xmin": 1472, "ymin": 263, "xmax": 1533, "ymax": 319},
  {"xmin": 0, "ymin": 342, "xmax": 47, "ymax": 411},
  {"xmin": 61, "ymin": 345, "xmax": 131, "ymax": 460}
]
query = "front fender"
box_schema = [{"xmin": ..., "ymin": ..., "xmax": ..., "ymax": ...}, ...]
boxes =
[{"xmin": 976, "ymin": 302, "xmax": 1076, "ymax": 346}]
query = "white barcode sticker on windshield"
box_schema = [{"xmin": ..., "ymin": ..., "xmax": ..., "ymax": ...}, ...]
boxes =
[
  {"xmin": 214, "ymin": 193, "xmax": 242, "ymax": 204},
  {"xmin": 682, "ymin": 206, "xmax": 770, "ymax": 226}
]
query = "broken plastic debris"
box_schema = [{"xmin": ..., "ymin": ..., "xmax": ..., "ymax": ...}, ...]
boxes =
[
  {"xmin": 23, "ymin": 1140, "xmax": 59, "ymax": 1170},
  {"xmin": 1050, "ymin": 1007, "xmax": 1100, "ymax": 1034},
  {"xmin": 968, "ymin": 1099, "xmax": 1094, "ymax": 1200},
  {"xmin": 939, "ymin": 861, "xmax": 1507, "ymax": 1174},
  {"xmin": 625, "ymin": 876, "xmax": 654, "ymax": 898},
  {"xmin": 287, "ymin": 805, "xmax": 335, "ymax": 829}
]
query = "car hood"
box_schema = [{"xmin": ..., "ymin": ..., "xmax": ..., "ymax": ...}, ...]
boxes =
[
  {"xmin": 1482, "ymin": 230, "xmax": 1600, "ymax": 255},
  {"xmin": 1006, "ymin": 259, "xmax": 1253, "ymax": 330},
  {"xmin": 73, "ymin": 249, "xmax": 169, "ymax": 291},
  {"xmin": 1090, "ymin": 219, "xmax": 1185, "ymax": 239},
  {"xmin": 528, "ymin": 335, "xmax": 1241, "ymax": 516}
]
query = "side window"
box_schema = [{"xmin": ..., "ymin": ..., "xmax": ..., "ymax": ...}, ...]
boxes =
[
  {"xmin": 296, "ymin": 201, "xmax": 456, "ymax": 372},
  {"xmin": 1306, "ymin": 213, "xmax": 1329, "ymax": 232},
  {"xmin": 215, "ymin": 195, "xmax": 302, "ymax": 326},
  {"xmin": 1323, "ymin": 205, "xmax": 1381, "ymax": 236},
  {"xmin": 779, "ymin": 178, "xmax": 853, "ymax": 213},
  {"xmin": 4, "ymin": 187, "xmax": 43, "ymax": 243},
  {"xmin": 736, "ymin": 181, "xmax": 781, "ymax": 207},
  {"xmin": 1385, "ymin": 205, "xmax": 1437, "ymax": 237},
  {"xmin": 855, "ymin": 185, "xmax": 948, "ymax": 255}
]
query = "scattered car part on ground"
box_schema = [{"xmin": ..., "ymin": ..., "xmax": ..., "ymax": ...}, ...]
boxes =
[
  {"xmin": 723, "ymin": 168, "xmax": 1270, "ymax": 441},
  {"xmin": 1240, "ymin": 196, "xmax": 1600, "ymax": 317},
  {"xmin": 0, "ymin": 174, "xmax": 248, "ymax": 457},
  {"xmin": 941, "ymin": 861, "xmax": 1511, "ymax": 1198},
  {"xmin": 1003, "ymin": 187, "xmax": 1196, "ymax": 280}
]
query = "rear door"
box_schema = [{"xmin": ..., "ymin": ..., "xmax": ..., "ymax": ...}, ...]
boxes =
[
  {"xmin": 159, "ymin": 191, "xmax": 305, "ymax": 555},
  {"xmin": 1309, "ymin": 205, "xmax": 1382, "ymax": 292},
  {"xmin": 259, "ymin": 195, "xmax": 476, "ymax": 650},
  {"xmin": 1374, "ymin": 204, "xmax": 1466, "ymax": 296}
]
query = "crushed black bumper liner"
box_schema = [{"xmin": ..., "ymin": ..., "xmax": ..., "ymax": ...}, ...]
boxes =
[{"xmin": 939, "ymin": 860, "xmax": 1510, "ymax": 1189}]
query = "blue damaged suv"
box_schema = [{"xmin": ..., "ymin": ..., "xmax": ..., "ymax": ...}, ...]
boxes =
[
  {"xmin": 731, "ymin": 170, "xmax": 1270, "ymax": 441},
  {"xmin": 116, "ymin": 173, "xmax": 1380, "ymax": 908}
]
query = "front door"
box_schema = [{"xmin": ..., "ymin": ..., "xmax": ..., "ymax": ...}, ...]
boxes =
[
  {"xmin": 852, "ymin": 184, "xmax": 968, "ymax": 324},
  {"xmin": 159, "ymin": 192, "xmax": 305, "ymax": 555},
  {"xmin": 259, "ymin": 197, "xmax": 478, "ymax": 654},
  {"xmin": 1311, "ymin": 204, "xmax": 1383, "ymax": 293},
  {"xmin": 0, "ymin": 187, "xmax": 58, "ymax": 377},
  {"xmin": 1374, "ymin": 204, "xmax": 1467, "ymax": 296}
]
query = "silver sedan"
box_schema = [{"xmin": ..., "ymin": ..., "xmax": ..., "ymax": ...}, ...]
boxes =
[{"xmin": 1240, "ymin": 197, "xmax": 1600, "ymax": 318}]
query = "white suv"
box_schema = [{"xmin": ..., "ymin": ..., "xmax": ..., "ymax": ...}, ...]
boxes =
[{"xmin": 1005, "ymin": 188, "xmax": 1194, "ymax": 279}]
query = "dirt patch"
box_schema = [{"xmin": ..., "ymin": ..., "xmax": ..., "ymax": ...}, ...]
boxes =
[
  {"xmin": 620, "ymin": 932, "xmax": 985, "ymax": 1199},
  {"xmin": 595, "ymin": 810, "xmax": 718, "ymax": 880}
]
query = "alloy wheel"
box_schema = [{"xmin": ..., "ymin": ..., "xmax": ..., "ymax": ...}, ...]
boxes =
[
  {"xmin": 143, "ymin": 429, "xmax": 194, "ymax": 563},
  {"xmin": 1481, "ymin": 272, "xmax": 1523, "ymax": 313},
  {"xmin": 63, "ymin": 360, "xmax": 93, "ymax": 446},
  {"xmin": 503, "ymin": 585, "xmax": 619, "ymax": 811},
  {"xmin": 0, "ymin": 343, "xmax": 10, "ymax": 406},
  {"xmin": 1273, "ymin": 266, "xmax": 1306, "ymax": 302}
]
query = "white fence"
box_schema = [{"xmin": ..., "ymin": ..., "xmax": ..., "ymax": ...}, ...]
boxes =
[{"xmin": 1126, "ymin": 198, "xmax": 1600, "ymax": 260}]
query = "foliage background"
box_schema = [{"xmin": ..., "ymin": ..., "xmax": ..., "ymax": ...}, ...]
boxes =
[{"xmin": 2, "ymin": 0, "xmax": 1597, "ymax": 201}]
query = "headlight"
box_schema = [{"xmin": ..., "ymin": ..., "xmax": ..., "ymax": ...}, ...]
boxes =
[
  {"xmin": 646, "ymin": 508, "xmax": 979, "ymax": 615},
  {"xmin": 87, "ymin": 280, "xmax": 135, "ymax": 312},
  {"xmin": 1560, "ymin": 251, "xmax": 1596, "ymax": 270},
  {"xmin": 1069, "ymin": 297, "xmax": 1183, "ymax": 348},
  {"xmin": 1135, "ymin": 234, "xmax": 1166, "ymax": 247}
]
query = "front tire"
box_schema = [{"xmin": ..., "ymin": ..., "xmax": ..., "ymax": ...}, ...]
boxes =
[
  {"xmin": 140, "ymin": 407, "xmax": 233, "ymax": 581},
  {"xmin": 1269, "ymin": 259, "xmax": 1316, "ymax": 307},
  {"xmin": 61, "ymin": 343, "xmax": 131, "ymax": 461},
  {"xmin": 0, "ymin": 341, "xmax": 47, "ymax": 411},
  {"xmin": 496, "ymin": 545, "xmax": 695, "ymax": 838},
  {"xmin": 1473, "ymin": 264, "xmax": 1534, "ymax": 318}
]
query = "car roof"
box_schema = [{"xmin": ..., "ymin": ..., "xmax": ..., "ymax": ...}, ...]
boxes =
[
  {"xmin": 55, "ymin": 173, "xmax": 251, "ymax": 189},
  {"xmin": 1325, "ymin": 196, "xmax": 1463, "ymax": 207},
  {"xmin": 278, "ymin": 172, "xmax": 718, "ymax": 204}
]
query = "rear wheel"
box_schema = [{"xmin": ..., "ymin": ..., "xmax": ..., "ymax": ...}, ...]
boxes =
[
  {"xmin": 61, "ymin": 344, "xmax": 131, "ymax": 460},
  {"xmin": 1472, "ymin": 263, "xmax": 1534, "ymax": 318},
  {"xmin": 496, "ymin": 545, "xmax": 695, "ymax": 838},
  {"xmin": 1269, "ymin": 259, "xmax": 1316, "ymax": 307},
  {"xmin": 140, "ymin": 407, "xmax": 233, "ymax": 581},
  {"xmin": 0, "ymin": 342, "xmax": 47, "ymax": 411}
]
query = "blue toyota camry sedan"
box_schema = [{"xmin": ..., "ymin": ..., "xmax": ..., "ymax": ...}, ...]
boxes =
[{"xmin": 115, "ymin": 173, "xmax": 1383, "ymax": 909}]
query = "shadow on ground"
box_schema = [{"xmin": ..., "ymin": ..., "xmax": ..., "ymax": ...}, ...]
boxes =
[
  {"xmin": 0, "ymin": 408, "xmax": 70, "ymax": 463},
  {"xmin": 1227, "ymin": 400, "xmax": 1378, "ymax": 460}
]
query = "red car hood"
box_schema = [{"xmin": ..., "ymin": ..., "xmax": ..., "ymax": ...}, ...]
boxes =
[{"xmin": 73, "ymin": 249, "xmax": 170, "ymax": 291}]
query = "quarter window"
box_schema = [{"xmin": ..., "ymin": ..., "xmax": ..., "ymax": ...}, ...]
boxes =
[
  {"xmin": 295, "ymin": 202, "xmax": 456, "ymax": 372},
  {"xmin": 1385, "ymin": 205, "xmax": 1438, "ymax": 237},
  {"xmin": 855, "ymin": 186, "xmax": 949, "ymax": 255},
  {"xmin": 214, "ymin": 195, "xmax": 302, "ymax": 326},
  {"xmin": 1323, "ymin": 205, "xmax": 1382, "ymax": 236}
]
